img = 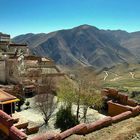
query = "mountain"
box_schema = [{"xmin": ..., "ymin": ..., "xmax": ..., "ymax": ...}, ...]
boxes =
[
  {"xmin": 106, "ymin": 30, "xmax": 140, "ymax": 61},
  {"xmin": 12, "ymin": 25, "xmax": 140, "ymax": 69}
]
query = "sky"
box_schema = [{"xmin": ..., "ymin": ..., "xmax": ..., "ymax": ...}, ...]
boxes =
[{"xmin": 0, "ymin": 0, "xmax": 140, "ymax": 37}]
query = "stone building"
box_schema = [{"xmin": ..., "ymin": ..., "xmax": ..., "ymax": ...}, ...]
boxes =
[
  {"xmin": 0, "ymin": 33, "xmax": 28, "ymax": 84},
  {"xmin": 0, "ymin": 33, "xmax": 64, "ymax": 85},
  {"xmin": 0, "ymin": 32, "xmax": 10, "ymax": 41}
]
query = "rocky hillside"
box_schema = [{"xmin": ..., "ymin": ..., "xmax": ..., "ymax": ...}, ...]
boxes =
[
  {"xmin": 12, "ymin": 25, "xmax": 140, "ymax": 69},
  {"xmin": 107, "ymin": 30, "xmax": 140, "ymax": 61}
]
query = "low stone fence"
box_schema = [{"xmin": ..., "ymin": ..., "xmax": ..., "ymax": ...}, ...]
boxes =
[
  {"xmin": 131, "ymin": 106, "xmax": 140, "ymax": 116},
  {"xmin": 86, "ymin": 116, "xmax": 112, "ymax": 134},
  {"xmin": 32, "ymin": 88, "xmax": 140, "ymax": 140},
  {"xmin": 9, "ymin": 126, "xmax": 27, "ymax": 140},
  {"xmin": 108, "ymin": 100, "xmax": 132, "ymax": 116},
  {"xmin": 0, "ymin": 110, "xmax": 27, "ymax": 140},
  {"xmin": 127, "ymin": 99, "xmax": 138, "ymax": 107},
  {"xmin": 0, "ymin": 106, "xmax": 140, "ymax": 140},
  {"xmin": 102, "ymin": 88, "xmax": 139, "ymax": 116},
  {"xmin": 102, "ymin": 88, "xmax": 138, "ymax": 107},
  {"xmin": 112, "ymin": 111, "xmax": 132, "ymax": 123},
  {"xmin": 32, "ymin": 109, "xmax": 140, "ymax": 140},
  {"xmin": 1, "ymin": 88, "xmax": 140, "ymax": 140}
]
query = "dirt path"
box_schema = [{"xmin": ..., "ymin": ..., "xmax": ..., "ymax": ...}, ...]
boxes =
[
  {"xmin": 103, "ymin": 71, "xmax": 109, "ymax": 81},
  {"xmin": 66, "ymin": 115, "xmax": 140, "ymax": 140},
  {"xmin": 110, "ymin": 76, "xmax": 121, "ymax": 81},
  {"xmin": 130, "ymin": 72, "xmax": 135, "ymax": 79}
]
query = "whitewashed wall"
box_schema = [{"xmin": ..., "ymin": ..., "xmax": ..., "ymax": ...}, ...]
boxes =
[{"xmin": 0, "ymin": 60, "xmax": 6, "ymax": 83}]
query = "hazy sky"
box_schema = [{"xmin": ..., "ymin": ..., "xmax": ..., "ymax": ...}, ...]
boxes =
[{"xmin": 0, "ymin": 0, "xmax": 140, "ymax": 37}]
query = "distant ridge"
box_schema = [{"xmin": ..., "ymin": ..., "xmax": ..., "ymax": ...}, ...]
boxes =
[{"xmin": 12, "ymin": 24, "xmax": 140, "ymax": 69}]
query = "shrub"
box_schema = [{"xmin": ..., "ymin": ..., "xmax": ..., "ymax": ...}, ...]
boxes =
[
  {"xmin": 55, "ymin": 107, "xmax": 79, "ymax": 131},
  {"xmin": 25, "ymin": 101, "xmax": 30, "ymax": 109},
  {"xmin": 16, "ymin": 95, "xmax": 25, "ymax": 111},
  {"xmin": 118, "ymin": 87, "xmax": 128, "ymax": 92},
  {"xmin": 131, "ymin": 91, "xmax": 140, "ymax": 103},
  {"xmin": 131, "ymin": 91, "xmax": 140, "ymax": 98}
]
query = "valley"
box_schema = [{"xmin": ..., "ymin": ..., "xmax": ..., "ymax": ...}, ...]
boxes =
[{"xmin": 98, "ymin": 63, "xmax": 140, "ymax": 103}]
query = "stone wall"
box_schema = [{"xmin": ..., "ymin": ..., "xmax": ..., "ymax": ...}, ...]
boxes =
[
  {"xmin": 0, "ymin": 60, "xmax": 6, "ymax": 83},
  {"xmin": 32, "ymin": 89, "xmax": 140, "ymax": 140},
  {"xmin": 1, "ymin": 88, "xmax": 140, "ymax": 140},
  {"xmin": 32, "ymin": 110, "xmax": 140, "ymax": 140},
  {"xmin": 0, "ymin": 110, "xmax": 27, "ymax": 140},
  {"xmin": 108, "ymin": 101, "xmax": 131, "ymax": 116},
  {"xmin": 103, "ymin": 88, "xmax": 139, "ymax": 116}
]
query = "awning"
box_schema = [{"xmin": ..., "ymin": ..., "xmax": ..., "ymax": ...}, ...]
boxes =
[{"xmin": 0, "ymin": 98, "xmax": 20, "ymax": 105}]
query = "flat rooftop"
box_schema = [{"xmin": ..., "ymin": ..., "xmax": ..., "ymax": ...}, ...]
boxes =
[
  {"xmin": 0, "ymin": 32, "xmax": 10, "ymax": 37},
  {"xmin": 0, "ymin": 89, "xmax": 18, "ymax": 103}
]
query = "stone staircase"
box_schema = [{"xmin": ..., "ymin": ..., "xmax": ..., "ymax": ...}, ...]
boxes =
[{"xmin": 12, "ymin": 112, "xmax": 39, "ymax": 136}]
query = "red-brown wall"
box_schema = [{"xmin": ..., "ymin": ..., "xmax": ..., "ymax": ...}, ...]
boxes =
[
  {"xmin": 108, "ymin": 101, "xmax": 131, "ymax": 116},
  {"xmin": 0, "ymin": 110, "xmax": 27, "ymax": 140}
]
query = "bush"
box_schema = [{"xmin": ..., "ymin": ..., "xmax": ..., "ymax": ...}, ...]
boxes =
[
  {"xmin": 55, "ymin": 107, "xmax": 79, "ymax": 131},
  {"xmin": 25, "ymin": 101, "xmax": 30, "ymax": 109},
  {"xmin": 131, "ymin": 91, "xmax": 140, "ymax": 103},
  {"xmin": 16, "ymin": 95, "xmax": 25, "ymax": 111},
  {"xmin": 118, "ymin": 87, "xmax": 128, "ymax": 92},
  {"xmin": 131, "ymin": 91, "xmax": 140, "ymax": 98},
  {"xmin": 25, "ymin": 101, "xmax": 30, "ymax": 106}
]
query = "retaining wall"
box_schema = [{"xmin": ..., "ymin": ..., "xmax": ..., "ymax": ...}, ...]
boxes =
[
  {"xmin": 32, "ymin": 110, "xmax": 140, "ymax": 140},
  {"xmin": 1, "ymin": 88, "xmax": 140, "ymax": 140},
  {"xmin": 0, "ymin": 110, "xmax": 27, "ymax": 140},
  {"xmin": 108, "ymin": 100, "xmax": 131, "ymax": 116},
  {"xmin": 32, "ymin": 88, "xmax": 140, "ymax": 140}
]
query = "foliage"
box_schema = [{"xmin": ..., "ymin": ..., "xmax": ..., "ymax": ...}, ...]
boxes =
[
  {"xmin": 71, "ymin": 67, "xmax": 103, "ymax": 122},
  {"xmin": 16, "ymin": 95, "xmax": 25, "ymax": 111},
  {"xmin": 57, "ymin": 79, "xmax": 77, "ymax": 107},
  {"xmin": 131, "ymin": 91, "xmax": 140, "ymax": 103},
  {"xmin": 80, "ymin": 91, "xmax": 103, "ymax": 122},
  {"xmin": 25, "ymin": 101, "xmax": 30, "ymax": 109},
  {"xmin": 55, "ymin": 107, "xmax": 79, "ymax": 131},
  {"xmin": 58, "ymin": 67, "xmax": 103, "ymax": 122},
  {"xmin": 25, "ymin": 101, "xmax": 30, "ymax": 106},
  {"xmin": 118, "ymin": 86, "xmax": 128, "ymax": 92}
]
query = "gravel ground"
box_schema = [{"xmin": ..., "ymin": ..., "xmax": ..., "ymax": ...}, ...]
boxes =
[
  {"xmin": 14, "ymin": 96, "xmax": 105, "ymax": 139},
  {"xmin": 129, "ymin": 133, "xmax": 140, "ymax": 140}
]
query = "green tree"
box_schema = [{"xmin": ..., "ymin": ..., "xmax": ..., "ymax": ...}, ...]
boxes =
[
  {"xmin": 58, "ymin": 67, "xmax": 103, "ymax": 123},
  {"xmin": 17, "ymin": 95, "xmax": 25, "ymax": 111},
  {"xmin": 57, "ymin": 79, "xmax": 77, "ymax": 108},
  {"xmin": 80, "ymin": 91, "xmax": 103, "ymax": 122},
  {"xmin": 55, "ymin": 106, "xmax": 79, "ymax": 131},
  {"xmin": 70, "ymin": 67, "xmax": 103, "ymax": 122}
]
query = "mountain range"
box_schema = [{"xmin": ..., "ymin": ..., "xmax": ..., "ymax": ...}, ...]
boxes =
[{"xmin": 12, "ymin": 25, "xmax": 140, "ymax": 69}]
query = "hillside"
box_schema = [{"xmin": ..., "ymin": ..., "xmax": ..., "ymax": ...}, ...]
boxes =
[
  {"xmin": 97, "ymin": 63, "xmax": 140, "ymax": 103},
  {"xmin": 12, "ymin": 25, "xmax": 140, "ymax": 69},
  {"xmin": 107, "ymin": 30, "xmax": 140, "ymax": 61}
]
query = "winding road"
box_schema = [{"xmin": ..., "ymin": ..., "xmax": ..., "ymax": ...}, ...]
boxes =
[
  {"xmin": 129, "ymin": 72, "xmax": 135, "ymax": 79},
  {"xmin": 103, "ymin": 71, "xmax": 109, "ymax": 81},
  {"xmin": 103, "ymin": 71, "xmax": 137, "ymax": 81}
]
